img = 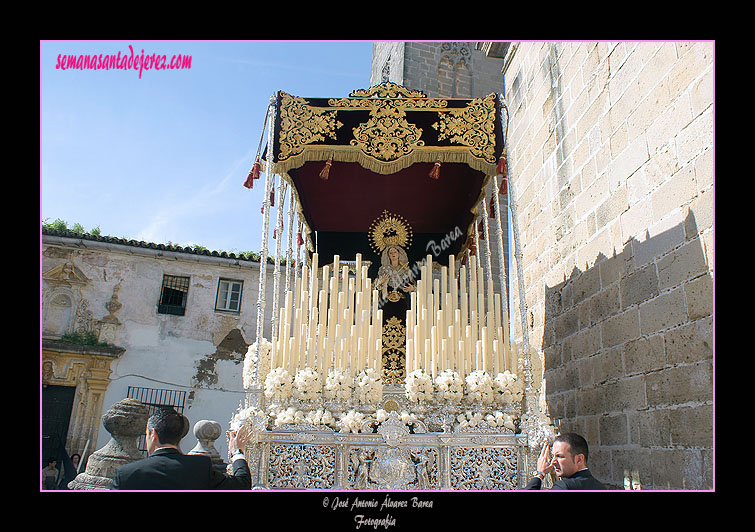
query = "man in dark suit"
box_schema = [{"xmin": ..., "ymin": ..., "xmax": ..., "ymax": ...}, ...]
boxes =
[
  {"xmin": 112, "ymin": 407, "xmax": 252, "ymax": 490},
  {"xmin": 524, "ymin": 433, "xmax": 606, "ymax": 490}
]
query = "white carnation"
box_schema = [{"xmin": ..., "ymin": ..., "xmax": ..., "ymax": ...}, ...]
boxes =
[
  {"xmin": 405, "ymin": 369, "xmax": 434, "ymax": 403},
  {"xmin": 294, "ymin": 367, "xmax": 322, "ymax": 401},
  {"xmin": 243, "ymin": 338, "xmax": 272, "ymax": 389},
  {"xmin": 434, "ymin": 369, "xmax": 464, "ymax": 402},
  {"xmin": 304, "ymin": 408, "xmax": 336, "ymax": 428},
  {"xmin": 337, "ymin": 409, "xmax": 365, "ymax": 433},
  {"xmin": 264, "ymin": 367, "xmax": 293, "ymax": 401},
  {"xmin": 355, "ymin": 368, "xmax": 383, "ymax": 404},
  {"xmin": 323, "ymin": 368, "xmax": 354, "ymax": 401},
  {"xmin": 494, "ymin": 370, "xmax": 524, "ymax": 404},
  {"xmin": 465, "ymin": 370, "xmax": 496, "ymax": 405}
]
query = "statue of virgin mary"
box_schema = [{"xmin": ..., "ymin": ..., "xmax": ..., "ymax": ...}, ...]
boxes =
[{"xmin": 374, "ymin": 245, "xmax": 415, "ymax": 384}]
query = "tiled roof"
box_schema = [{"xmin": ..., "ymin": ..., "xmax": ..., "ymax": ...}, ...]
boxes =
[{"xmin": 41, "ymin": 228, "xmax": 261, "ymax": 263}]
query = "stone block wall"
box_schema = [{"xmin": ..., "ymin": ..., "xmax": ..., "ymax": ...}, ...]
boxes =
[{"xmin": 501, "ymin": 42, "xmax": 714, "ymax": 489}]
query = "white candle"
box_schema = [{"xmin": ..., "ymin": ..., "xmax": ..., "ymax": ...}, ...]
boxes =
[
  {"xmin": 358, "ymin": 336, "xmax": 364, "ymax": 370},
  {"xmin": 424, "ymin": 338, "xmax": 431, "ymax": 375},
  {"xmin": 310, "ymin": 255, "xmax": 318, "ymax": 314},
  {"xmin": 355, "ymin": 253, "xmax": 362, "ymax": 292},
  {"xmin": 457, "ymin": 339, "xmax": 464, "ymax": 374},
  {"xmin": 406, "ymin": 338, "xmax": 414, "ymax": 373},
  {"xmin": 319, "ymin": 289, "xmax": 327, "ymax": 327},
  {"xmin": 465, "ymin": 325, "xmax": 472, "ymax": 371},
  {"xmin": 441, "ymin": 266, "xmax": 447, "ymax": 304},
  {"xmin": 481, "ymin": 327, "xmax": 488, "ymax": 373},
  {"xmin": 431, "ymin": 325, "xmax": 437, "ymax": 379},
  {"xmin": 441, "ymin": 338, "xmax": 447, "ymax": 371},
  {"xmin": 448, "ymin": 325, "xmax": 455, "ymax": 372},
  {"xmin": 414, "ymin": 324, "xmax": 420, "ymax": 372},
  {"xmin": 470, "ymin": 257, "xmax": 477, "ymax": 316}
]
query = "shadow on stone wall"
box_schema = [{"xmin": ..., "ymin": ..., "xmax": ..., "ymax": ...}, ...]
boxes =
[{"xmin": 541, "ymin": 211, "xmax": 713, "ymax": 490}]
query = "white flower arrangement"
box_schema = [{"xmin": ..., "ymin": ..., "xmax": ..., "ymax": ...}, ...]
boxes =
[
  {"xmin": 494, "ymin": 370, "xmax": 524, "ymax": 404},
  {"xmin": 355, "ymin": 368, "xmax": 383, "ymax": 404},
  {"xmin": 465, "ymin": 370, "xmax": 497, "ymax": 405},
  {"xmin": 405, "ymin": 369, "xmax": 434, "ymax": 403},
  {"xmin": 264, "ymin": 367, "xmax": 293, "ymax": 401},
  {"xmin": 304, "ymin": 408, "xmax": 336, "ymax": 428},
  {"xmin": 243, "ymin": 338, "xmax": 272, "ymax": 389},
  {"xmin": 273, "ymin": 407, "xmax": 306, "ymax": 427},
  {"xmin": 337, "ymin": 409, "xmax": 365, "ymax": 433},
  {"xmin": 374, "ymin": 409, "xmax": 419, "ymax": 427},
  {"xmin": 399, "ymin": 410, "xmax": 419, "ymax": 426},
  {"xmin": 229, "ymin": 405, "xmax": 265, "ymax": 431},
  {"xmin": 434, "ymin": 369, "xmax": 464, "ymax": 402},
  {"xmin": 485, "ymin": 410, "xmax": 517, "ymax": 431},
  {"xmin": 323, "ymin": 368, "xmax": 354, "ymax": 401},
  {"xmin": 456, "ymin": 410, "xmax": 485, "ymax": 430},
  {"xmin": 293, "ymin": 367, "xmax": 322, "ymax": 401}
]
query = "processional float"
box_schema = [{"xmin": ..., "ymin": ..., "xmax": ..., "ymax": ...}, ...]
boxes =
[{"xmin": 233, "ymin": 82, "xmax": 555, "ymax": 490}]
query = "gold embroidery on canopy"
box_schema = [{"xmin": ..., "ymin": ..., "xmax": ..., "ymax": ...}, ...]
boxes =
[{"xmin": 432, "ymin": 93, "xmax": 498, "ymax": 164}]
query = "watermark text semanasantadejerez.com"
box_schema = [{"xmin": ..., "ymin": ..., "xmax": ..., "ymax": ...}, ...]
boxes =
[{"xmin": 55, "ymin": 44, "xmax": 191, "ymax": 79}]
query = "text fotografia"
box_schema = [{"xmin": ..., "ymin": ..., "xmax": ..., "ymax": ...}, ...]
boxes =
[
  {"xmin": 325, "ymin": 494, "xmax": 433, "ymax": 529},
  {"xmin": 55, "ymin": 45, "xmax": 191, "ymax": 79}
]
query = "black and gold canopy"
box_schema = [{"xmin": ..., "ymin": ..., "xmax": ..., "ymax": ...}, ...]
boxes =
[{"xmin": 267, "ymin": 82, "xmax": 505, "ymax": 275}]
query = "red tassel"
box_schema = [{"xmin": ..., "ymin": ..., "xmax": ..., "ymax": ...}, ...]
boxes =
[
  {"xmin": 243, "ymin": 170, "xmax": 254, "ymax": 189},
  {"xmin": 496, "ymin": 154, "xmax": 508, "ymax": 178},
  {"xmin": 319, "ymin": 158, "xmax": 332, "ymax": 180},
  {"xmin": 478, "ymin": 223, "xmax": 485, "ymax": 240},
  {"xmin": 297, "ymin": 231, "xmax": 304, "ymax": 247},
  {"xmin": 243, "ymin": 157, "xmax": 261, "ymax": 189},
  {"xmin": 489, "ymin": 195, "xmax": 496, "ymax": 218},
  {"xmin": 270, "ymin": 186, "xmax": 275, "ymax": 207},
  {"xmin": 252, "ymin": 158, "xmax": 261, "ymax": 179},
  {"xmin": 272, "ymin": 228, "xmax": 277, "ymax": 240},
  {"xmin": 261, "ymin": 205, "xmax": 264, "ymax": 214},
  {"xmin": 499, "ymin": 177, "xmax": 508, "ymax": 195},
  {"xmin": 429, "ymin": 160, "xmax": 441, "ymax": 179}
]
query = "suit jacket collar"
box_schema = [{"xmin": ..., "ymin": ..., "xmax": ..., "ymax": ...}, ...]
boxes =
[
  {"xmin": 568, "ymin": 468, "xmax": 592, "ymax": 479},
  {"xmin": 150, "ymin": 447, "xmax": 182, "ymax": 457}
]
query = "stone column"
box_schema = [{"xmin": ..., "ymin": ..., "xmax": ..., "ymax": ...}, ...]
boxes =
[
  {"xmin": 188, "ymin": 420, "xmax": 226, "ymax": 473},
  {"xmin": 68, "ymin": 398, "xmax": 149, "ymax": 490}
]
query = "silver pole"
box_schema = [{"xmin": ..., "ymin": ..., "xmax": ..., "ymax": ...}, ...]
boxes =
[
  {"xmin": 491, "ymin": 175, "xmax": 509, "ymax": 345},
  {"xmin": 271, "ymin": 179, "xmax": 286, "ymax": 338},
  {"xmin": 255, "ymin": 96, "xmax": 276, "ymax": 371}
]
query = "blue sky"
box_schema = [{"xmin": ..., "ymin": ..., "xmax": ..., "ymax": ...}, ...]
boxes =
[{"xmin": 40, "ymin": 40, "xmax": 375, "ymax": 254}]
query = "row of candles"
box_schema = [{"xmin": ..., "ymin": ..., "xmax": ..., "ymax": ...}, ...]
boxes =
[
  {"xmin": 406, "ymin": 253, "xmax": 513, "ymax": 379},
  {"xmin": 270, "ymin": 252, "xmax": 383, "ymax": 376},
  {"xmin": 268, "ymin": 251, "xmax": 513, "ymax": 380}
]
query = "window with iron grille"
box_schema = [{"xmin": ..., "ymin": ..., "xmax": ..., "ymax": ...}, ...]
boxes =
[
  {"xmin": 216, "ymin": 279, "xmax": 243, "ymax": 312},
  {"xmin": 126, "ymin": 386, "xmax": 187, "ymax": 455},
  {"xmin": 158, "ymin": 274, "xmax": 190, "ymax": 316}
]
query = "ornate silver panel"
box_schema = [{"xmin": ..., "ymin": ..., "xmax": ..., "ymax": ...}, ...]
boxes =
[
  {"xmin": 267, "ymin": 443, "xmax": 336, "ymax": 489},
  {"xmin": 239, "ymin": 387, "xmax": 538, "ymax": 490},
  {"xmin": 347, "ymin": 445, "xmax": 439, "ymax": 490},
  {"xmin": 449, "ymin": 446, "xmax": 519, "ymax": 490}
]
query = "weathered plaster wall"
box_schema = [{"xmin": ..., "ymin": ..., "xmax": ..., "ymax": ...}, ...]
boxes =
[{"xmin": 42, "ymin": 234, "xmax": 286, "ymax": 457}]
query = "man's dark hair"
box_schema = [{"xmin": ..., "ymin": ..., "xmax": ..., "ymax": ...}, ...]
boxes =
[
  {"xmin": 554, "ymin": 433, "xmax": 589, "ymax": 463},
  {"xmin": 147, "ymin": 407, "xmax": 185, "ymax": 445}
]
